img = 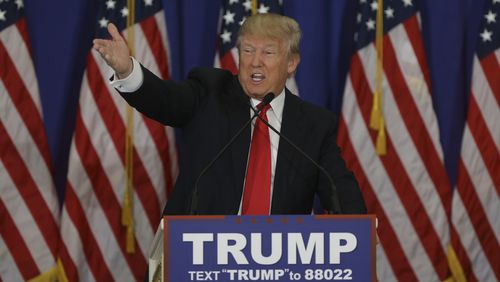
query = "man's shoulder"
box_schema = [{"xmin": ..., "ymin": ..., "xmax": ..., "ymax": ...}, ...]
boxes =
[{"xmin": 285, "ymin": 91, "xmax": 337, "ymax": 123}]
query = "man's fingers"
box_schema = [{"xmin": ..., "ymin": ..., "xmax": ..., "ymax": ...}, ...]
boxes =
[
  {"xmin": 92, "ymin": 40, "xmax": 108, "ymax": 55},
  {"xmin": 92, "ymin": 40, "xmax": 113, "ymax": 65},
  {"xmin": 93, "ymin": 38, "xmax": 108, "ymax": 46},
  {"xmin": 92, "ymin": 22, "xmax": 130, "ymax": 73},
  {"xmin": 92, "ymin": 39, "xmax": 108, "ymax": 52},
  {"xmin": 107, "ymin": 23, "xmax": 122, "ymax": 42}
]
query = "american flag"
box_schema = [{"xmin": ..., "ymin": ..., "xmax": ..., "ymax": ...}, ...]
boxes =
[
  {"xmin": 451, "ymin": 0, "xmax": 500, "ymax": 280},
  {"xmin": 58, "ymin": 0, "xmax": 178, "ymax": 280},
  {"xmin": 214, "ymin": 0, "xmax": 299, "ymax": 94},
  {"xmin": 0, "ymin": 0, "xmax": 60, "ymax": 281},
  {"xmin": 337, "ymin": 0, "xmax": 453, "ymax": 280}
]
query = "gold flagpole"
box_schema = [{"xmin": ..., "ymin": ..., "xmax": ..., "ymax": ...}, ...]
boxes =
[
  {"xmin": 252, "ymin": 0, "xmax": 257, "ymax": 15},
  {"xmin": 123, "ymin": 0, "xmax": 136, "ymax": 253},
  {"xmin": 370, "ymin": 0, "xmax": 386, "ymax": 155}
]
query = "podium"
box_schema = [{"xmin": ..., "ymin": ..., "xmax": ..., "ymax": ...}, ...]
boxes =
[
  {"xmin": 149, "ymin": 218, "xmax": 165, "ymax": 282},
  {"xmin": 148, "ymin": 215, "xmax": 376, "ymax": 282}
]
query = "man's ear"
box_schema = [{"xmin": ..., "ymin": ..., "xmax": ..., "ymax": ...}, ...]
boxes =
[{"xmin": 287, "ymin": 54, "xmax": 300, "ymax": 76}]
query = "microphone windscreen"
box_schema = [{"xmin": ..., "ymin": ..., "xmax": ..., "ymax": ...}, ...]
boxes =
[{"xmin": 262, "ymin": 93, "xmax": 275, "ymax": 105}]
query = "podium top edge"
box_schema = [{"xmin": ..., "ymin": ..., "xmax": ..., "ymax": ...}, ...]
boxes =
[{"xmin": 162, "ymin": 214, "xmax": 376, "ymax": 221}]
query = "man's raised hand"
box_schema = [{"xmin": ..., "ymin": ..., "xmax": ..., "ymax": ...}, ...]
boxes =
[{"xmin": 93, "ymin": 23, "xmax": 132, "ymax": 79}]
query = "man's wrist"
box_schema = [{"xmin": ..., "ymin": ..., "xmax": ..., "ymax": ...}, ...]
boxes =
[
  {"xmin": 116, "ymin": 58, "xmax": 134, "ymax": 79},
  {"xmin": 110, "ymin": 57, "xmax": 143, "ymax": 92}
]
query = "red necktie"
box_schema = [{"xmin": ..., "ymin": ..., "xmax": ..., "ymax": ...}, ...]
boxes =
[{"xmin": 242, "ymin": 103, "xmax": 272, "ymax": 215}]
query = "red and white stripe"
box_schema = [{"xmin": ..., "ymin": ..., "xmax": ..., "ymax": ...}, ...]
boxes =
[
  {"xmin": 58, "ymin": 11, "xmax": 178, "ymax": 281},
  {"xmin": 337, "ymin": 14, "xmax": 452, "ymax": 281},
  {"xmin": 452, "ymin": 50, "xmax": 500, "ymax": 281},
  {"xmin": 0, "ymin": 18, "xmax": 60, "ymax": 281}
]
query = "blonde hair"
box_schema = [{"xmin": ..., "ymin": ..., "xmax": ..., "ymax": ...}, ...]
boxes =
[{"xmin": 237, "ymin": 13, "xmax": 302, "ymax": 57}]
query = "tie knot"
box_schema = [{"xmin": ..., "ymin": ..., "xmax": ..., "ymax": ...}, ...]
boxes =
[{"xmin": 257, "ymin": 102, "xmax": 271, "ymax": 114}]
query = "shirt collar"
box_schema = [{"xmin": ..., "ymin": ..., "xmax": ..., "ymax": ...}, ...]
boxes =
[{"xmin": 250, "ymin": 88, "xmax": 286, "ymax": 120}]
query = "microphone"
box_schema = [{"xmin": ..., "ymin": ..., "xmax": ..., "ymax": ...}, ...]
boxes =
[
  {"xmin": 249, "ymin": 105, "xmax": 342, "ymax": 214},
  {"xmin": 190, "ymin": 93, "xmax": 275, "ymax": 215}
]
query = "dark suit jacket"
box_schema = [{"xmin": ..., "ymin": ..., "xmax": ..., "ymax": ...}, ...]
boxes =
[{"xmin": 119, "ymin": 66, "xmax": 366, "ymax": 215}]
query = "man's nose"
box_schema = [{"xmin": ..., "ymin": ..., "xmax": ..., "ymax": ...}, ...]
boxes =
[{"xmin": 251, "ymin": 52, "xmax": 262, "ymax": 67}]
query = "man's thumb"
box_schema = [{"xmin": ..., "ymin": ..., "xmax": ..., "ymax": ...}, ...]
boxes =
[{"xmin": 107, "ymin": 23, "xmax": 122, "ymax": 41}]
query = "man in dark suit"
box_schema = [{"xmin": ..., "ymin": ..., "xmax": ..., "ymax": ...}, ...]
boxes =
[{"xmin": 93, "ymin": 13, "xmax": 366, "ymax": 215}]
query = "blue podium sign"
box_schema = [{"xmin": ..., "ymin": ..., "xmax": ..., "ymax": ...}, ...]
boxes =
[{"xmin": 164, "ymin": 215, "xmax": 376, "ymax": 282}]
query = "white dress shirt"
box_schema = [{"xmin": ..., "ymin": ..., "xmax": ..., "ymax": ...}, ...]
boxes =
[{"xmin": 110, "ymin": 57, "xmax": 143, "ymax": 92}]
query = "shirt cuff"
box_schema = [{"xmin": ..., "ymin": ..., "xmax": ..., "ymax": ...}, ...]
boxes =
[{"xmin": 110, "ymin": 57, "xmax": 143, "ymax": 92}]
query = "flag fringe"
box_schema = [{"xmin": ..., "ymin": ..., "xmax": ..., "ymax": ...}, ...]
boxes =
[
  {"xmin": 27, "ymin": 265, "xmax": 58, "ymax": 282},
  {"xmin": 447, "ymin": 244, "xmax": 467, "ymax": 282},
  {"xmin": 56, "ymin": 258, "xmax": 69, "ymax": 282}
]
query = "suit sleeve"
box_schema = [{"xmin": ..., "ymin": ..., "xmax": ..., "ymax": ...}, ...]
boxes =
[
  {"xmin": 317, "ymin": 115, "xmax": 367, "ymax": 214},
  {"xmin": 117, "ymin": 65, "xmax": 209, "ymax": 127}
]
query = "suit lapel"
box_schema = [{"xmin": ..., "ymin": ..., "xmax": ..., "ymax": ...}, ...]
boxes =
[
  {"xmin": 272, "ymin": 91, "xmax": 307, "ymax": 213},
  {"xmin": 225, "ymin": 78, "xmax": 251, "ymax": 198}
]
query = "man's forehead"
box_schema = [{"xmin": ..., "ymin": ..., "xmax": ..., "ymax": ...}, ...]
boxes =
[{"xmin": 241, "ymin": 35, "xmax": 283, "ymax": 47}]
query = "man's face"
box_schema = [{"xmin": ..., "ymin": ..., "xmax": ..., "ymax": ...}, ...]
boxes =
[{"xmin": 238, "ymin": 35, "xmax": 299, "ymax": 100}]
